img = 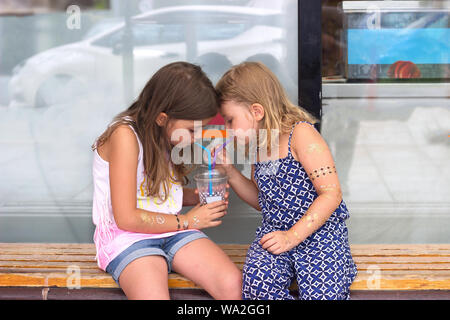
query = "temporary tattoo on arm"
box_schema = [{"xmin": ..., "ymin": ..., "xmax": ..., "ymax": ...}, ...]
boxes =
[
  {"xmin": 317, "ymin": 184, "xmax": 343, "ymax": 202},
  {"xmin": 308, "ymin": 165, "xmax": 337, "ymax": 181},
  {"xmin": 156, "ymin": 215, "xmax": 166, "ymax": 225},
  {"xmin": 306, "ymin": 143, "xmax": 325, "ymax": 154},
  {"xmin": 140, "ymin": 212, "xmax": 166, "ymax": 225},
  {"xmin": 324, "ymin": 193, "xmax": 338, "ymax": 200},
  {"xmin": 283, "ymin": 233, "xmax": 291, "ymax": 244},
  {"xmin": 192, "ymin": 215, "xmax": 200, "ymax": 228},
  {"xmin": 140, "ymin": 212, "xmax": 155, "ymax": 225},
  {"xmin": 318, "ymin": 183, "xmax": 337, "ymax": 191},
  {"xmin": 292, "ymin": 229, "xmax": 301, "ymax": 240},
  {"xmin": 304, "ymin": 211, "xmax": 319, "ymax": 228}
]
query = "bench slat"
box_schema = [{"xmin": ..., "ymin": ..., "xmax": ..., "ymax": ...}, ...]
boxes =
[
  {"xmin": 2, "ymin": 265, "xmax": 449, "ymax": 272},
  {"xmin": 2, "ymin": 257, "xmax": 450, "ymax": 268},
  {"xmin": 0, "ymin": 261, "xmax": 99, "ymax": 269},
  {"xmin": 3, "ymin": 256, "xmax": 450, "ymax": 269},
  {"xmin": 2, "ymin": 244, "xmax": 450, "ymax": 256},
  {"xmin": 2, "ymin": 271, "xmax": 450, "ymax": 290},
  {"xmin": 0, "ymin": 255, "xmax": 96, "ymax": 262},
  {"xmin": 1, "ymin": 243, "xmax": 450, "ymax": 291}
]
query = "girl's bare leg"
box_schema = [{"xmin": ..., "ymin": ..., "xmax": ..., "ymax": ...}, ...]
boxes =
[
  {"xmin": 172, "ymin": 238, "xmax": 242, "ymax": 300},
  {"xmin": 118, "ymin": 255, "xmax": 170, "ymax": 300}
]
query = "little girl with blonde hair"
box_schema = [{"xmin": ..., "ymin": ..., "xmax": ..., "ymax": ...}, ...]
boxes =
[{"xmin": 214, "ymin": 61, "xmax": 357, "ymax": 300}]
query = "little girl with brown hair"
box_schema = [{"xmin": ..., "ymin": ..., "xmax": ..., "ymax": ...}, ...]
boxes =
[{"xmin": 92, "ymin": 62, "xmax": 242, "ymax": 300}]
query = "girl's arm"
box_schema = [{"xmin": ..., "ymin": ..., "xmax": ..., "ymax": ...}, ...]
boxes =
[
  {"xmin": 182, "ymin": 187, "xmax": 200, "ymax": 206},
  {"xmin": 260, "ymin": 122, "xmax": 343, "ymax": 254},
  {"xmin": 212, "ymin": 146, "xmax": 260, "ymax": 211},
  {"xmin": 109, "ymin": 126, "xmax": 227, "ymax": 233},
  {"xmin": 223, "ymin": 163, "xmax": 261, "ymax": 211}
]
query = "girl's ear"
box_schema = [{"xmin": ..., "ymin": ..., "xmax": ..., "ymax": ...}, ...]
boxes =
[
  {"xmin": 155, "ymin": 112, "xmax": 168, "ymax": 127},
  {"xmin": 250, "ymin": 103, "xmax": 265, "ymax": 121}
]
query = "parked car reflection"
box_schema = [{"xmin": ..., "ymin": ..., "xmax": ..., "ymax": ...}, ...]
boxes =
[{"xmin": 8, "ymin": 5, "xmax": 286, "ymax": 109}]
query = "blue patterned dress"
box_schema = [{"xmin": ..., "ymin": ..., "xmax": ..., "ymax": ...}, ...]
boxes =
[{"xmin": 242, "ymin": 121, "xmax": 357, "ymax": 300}]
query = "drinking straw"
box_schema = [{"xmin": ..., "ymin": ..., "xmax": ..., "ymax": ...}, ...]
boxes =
[
  {"xmin": 212, "ymin": 137, "xmax": 233, "ymax": 169},
  {"xmin": 194, "ymin": 142, "xmax": 213, "ymax": 195}
]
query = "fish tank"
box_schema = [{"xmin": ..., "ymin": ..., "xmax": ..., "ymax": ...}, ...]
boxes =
[{"xmin": 341, "ymin": 1, "xmax": 450, "ymax": 81}]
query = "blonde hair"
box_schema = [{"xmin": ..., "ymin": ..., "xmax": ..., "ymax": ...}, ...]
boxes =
[{"xmin": 216, "ymin": 61, "xmax": 319, "ymax": 152}]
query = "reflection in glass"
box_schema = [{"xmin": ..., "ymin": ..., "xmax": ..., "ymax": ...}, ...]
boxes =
[
  {"xmin": 322, "ymin": 0, "xmax": 450, "ymax": 243},
  {"xmin": 0, "ymin": 0, "xmax": 297, "ymax": 243}
]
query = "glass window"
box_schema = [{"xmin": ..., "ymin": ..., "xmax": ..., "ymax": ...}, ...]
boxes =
[
  {"xmin": 323, "ymin": 0, "xmax": 450, "ymax": 81},
  {"xmin": 196, "ymin": 23, "xmax": 249, "ymax": 41},
  {"xmin": 92, "ymin": 23, "xmax": 185, "ymax": 48},
  {"xmin": 1, "ymin": 0, "xmax": 297, "ymax": 243},
  {"xmin": 92, "ymin": 28, "xmax": 124, "ymax": 48},
  {"xmin": 322, "ymin": 0, "xmax": 450, "ymax": 244},
  {"xmin": 3, "ymin": 0, "xmax": 448, "ymax": 246}
]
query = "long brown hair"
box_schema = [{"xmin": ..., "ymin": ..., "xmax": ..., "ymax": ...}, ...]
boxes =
[
  {"xmin": 93, "ymin": 62, "xmax": 219, "ymax": 201},
  {"xmin": 216, "ymin": 61, "xmax": 318, "ymax": 153}
]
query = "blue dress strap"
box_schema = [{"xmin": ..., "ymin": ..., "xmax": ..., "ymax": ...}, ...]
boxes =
[{"xmin": 288, "ymin": 121, "xmax": 314, "ymax": 156}]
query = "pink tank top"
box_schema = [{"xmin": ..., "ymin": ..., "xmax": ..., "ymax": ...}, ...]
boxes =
[{"xmin": 92, "ymin": 120, "xmax": 190, "ymax": 271}]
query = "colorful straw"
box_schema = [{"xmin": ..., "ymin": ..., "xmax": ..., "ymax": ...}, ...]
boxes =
[
  {"xmin": 212, "ymin": 137, "xmax": 233, "ymax": 169},
  {"xmin": 194, "ymin": 142, "xmax": 213, "ymax": 195}
]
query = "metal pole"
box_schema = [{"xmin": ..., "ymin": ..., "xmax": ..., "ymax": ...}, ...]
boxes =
[
  {"xmin": 122, "ymin": 1, "xmax": 134, "ymax": 105},
  {"xmin": 298, "ymin": 0, "xmax": 322, "ymax": 132}
]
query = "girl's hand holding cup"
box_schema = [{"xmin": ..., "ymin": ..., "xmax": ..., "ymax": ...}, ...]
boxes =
[{"xmin": 185, "ymin": 199, "xmax": 228, "ymax": 230}]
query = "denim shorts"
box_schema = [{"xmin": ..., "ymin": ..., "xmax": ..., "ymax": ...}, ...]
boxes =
[{"xmin": 105, "ymin": 230, "xmax": 208, "ymax": 285}]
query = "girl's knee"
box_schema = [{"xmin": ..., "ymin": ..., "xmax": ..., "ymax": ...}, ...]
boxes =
[
  {"xmin": 296, "ymin": 280, "xmax": 350, "ymax": 300},
  {"xmin": 215, "ymin": 268, "xmax": 242, "ymax": 300},
  {"xmin": 242, "ymin": 277, "xmax": 293, "ymax": 300},
  {"xmin": 242, "ymin": 264, "xmax": 294, "ymax": 300},
  {"xmin": 119, "ymin": 276, "xmax": 170, "ymax": 300}
]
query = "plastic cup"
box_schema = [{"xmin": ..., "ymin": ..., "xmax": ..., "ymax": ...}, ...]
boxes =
[{"xmin": 194, "ymin": 168, "xmax": 228, "ymax": 205}]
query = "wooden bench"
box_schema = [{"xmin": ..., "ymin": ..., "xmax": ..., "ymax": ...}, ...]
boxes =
[{"xmin": 1, "ymin": 243, "xmax": 450, "ymax": 299}]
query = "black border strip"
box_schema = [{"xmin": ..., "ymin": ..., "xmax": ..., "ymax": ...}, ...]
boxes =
[{"xmin": 298, "ymin": 0, "xmax": 323, "ymax": 132}]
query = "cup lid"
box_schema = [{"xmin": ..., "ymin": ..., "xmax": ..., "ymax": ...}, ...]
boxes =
[{"xmin": 194, "ymin": 169, "xmax": 227, "ymax": 182}]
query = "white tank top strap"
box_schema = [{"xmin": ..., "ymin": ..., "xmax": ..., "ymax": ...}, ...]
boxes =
[
  {"xmin": 109, "ymin": 116, "xmax": 143, "ymax": 162},
  {"xmin": 126, "ymin": 124, "xmax": 143, "ymax": 162}
]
